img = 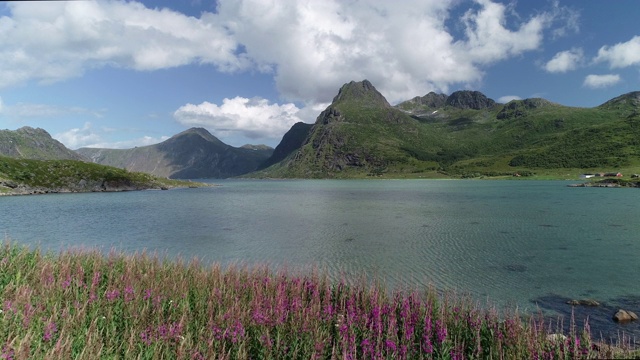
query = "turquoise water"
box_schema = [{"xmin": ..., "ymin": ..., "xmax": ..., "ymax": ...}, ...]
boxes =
[{"xmin": 2, "ymin": 179, "xmax": 640, "ymax": 334}]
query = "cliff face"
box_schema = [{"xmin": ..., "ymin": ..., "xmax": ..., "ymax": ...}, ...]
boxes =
[
  {"xmin": 77, "ymin": 128, "xmax": 273, "ymax": 179},
  {"xmin": 0, "ymin": 127, "xmax": 86, "ymax": 161},
  {"xmin": 445, "ymin": 90, "xmax": 496, "ymax": 110},
  {"xmin": 258, "ymin": 122, "xmax": 313, "ymax": 170}
]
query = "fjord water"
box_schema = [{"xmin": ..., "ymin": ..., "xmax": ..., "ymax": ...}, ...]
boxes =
[{"xmin": 3, "ymin": 180, "xmax": 639, "ymax": 326}]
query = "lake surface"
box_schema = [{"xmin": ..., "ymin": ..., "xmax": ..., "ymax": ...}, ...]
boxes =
[{"xmin": 2, "ymin": 179, "xmax": 640, "ymax": 339}]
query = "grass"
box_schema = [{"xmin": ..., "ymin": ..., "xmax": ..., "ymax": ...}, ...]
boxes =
[
  {"xmin": 1, "ymin": 242, "xmax": 637, "ymax": 359},
  {"xmin": 0, "ymin": 156, "xmax": 202, "ymax": 193}
]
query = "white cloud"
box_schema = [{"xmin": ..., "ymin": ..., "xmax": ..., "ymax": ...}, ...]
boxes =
[
  {"xmin": 0, "ymin": 1, "xmax": 244, "ymax": 89},
  {"xmin": 497, "ymin": 95, "xmax": 522, "ymax": 103},
  {"xmin": 217, "ymin": 0, "xmax": 563, "ymax": 104},
  {"xmin": 54, "ymin": 122, "xmax": 102, "ymax": 149},
  {"xmin": 54, "ymin": 122, "xmax": 169, "ymax": 149},
  {"xmin": 583, "ymin": 74, "xmax": 621, "ymax": 89},
  {"xmin": 0, "ymin": 0, "xmax": 568, "ymax": 105},
  {"xmin": 173, "ymin": 97, "xmax": 308, "ymax": 141},
  {"xmin": 594, "ymin": 35, "xmax": 640, "ymax": 69},
  {"xmin": 544, "ymin": 48, "xmax": 583, "ymax": 73}
]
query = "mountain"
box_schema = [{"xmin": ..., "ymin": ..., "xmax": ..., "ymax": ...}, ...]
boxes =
[
  {"xmin": 254, "ymin": 80, "xmax": 442, "ymax": 178},
  {"xmin": 77, "ymin": 128, "xmax": 273, "ymax": 179},
  {"xmin": 0, "ymin": 126, "xmax": 86, "ymax": 161},
  {"xmin": 252, "ymin": 80, "xmax": 640, "ymax": 178},
  {"xmin": 257, "ymin": 122, "xmax": 313, "ymax": 170}
]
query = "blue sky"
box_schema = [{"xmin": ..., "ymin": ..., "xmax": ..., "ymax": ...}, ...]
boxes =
[{"xmin": 0, "ymin": 0, "xmax": 638, "ymax": 149}]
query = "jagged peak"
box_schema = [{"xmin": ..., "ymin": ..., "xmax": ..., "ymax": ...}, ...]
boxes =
[
  {"xmin": 173, "ymin": 127, "xmax": 221, "ymax": 143},
  {"xmin": 16, "ymin": 126, "xmax": 52, "ymax": 136},
  {"xmin": 445, "ymin": 90, "xmax": 496, "ymax": 110},
  {"xmin": 331, "ymin": 80, "xmax": 391, "ymax": 108}
]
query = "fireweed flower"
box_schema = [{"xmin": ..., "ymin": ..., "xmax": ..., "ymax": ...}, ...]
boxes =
[
  {"xmin": 105, "ymin": 289, "xmax": 120, "ymax": 301},
  {"xmin": 124, "ymin": 285, "xmax": 135, "ymax": 302},
  {"xmin": 143, "ymin": 288, "xmax": 152, "ymax": 300},
  {"xmin": 43, "ymin": 321, "xmax": 57, "ymax": 342},
  {"xmin": 1, "ymin": 345, "xmax": 14, "ymax": 360}
]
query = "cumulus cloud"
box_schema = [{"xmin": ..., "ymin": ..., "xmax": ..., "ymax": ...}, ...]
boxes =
[
  {"xmin": 583, "ymin": 74, "xmax": 621, "ymax": 89},
  {"xmin": 0, "ymin": 0, "xmax": 572, "ymax": 104},
  {"xmin": 54, "ymin": 122, "xmax": 102, "ymax": 149},
  {"xmin": 0, "ymin": 1, "xmax": 244, "ymax": 88},
  {"xmin": 497, "ymin": 95, "xmax": 522, "ymax": 103},
  {"xmin": 173, "ymin": 97, "xmax": 307, "ymax": 141},
  {"xmin": 54, "ymin": 122, "xmax": 169, "ymax": 149},
  {"xmin": 544, "ymin": 48, "xmax": 583, "ymax": 73},
  {"xmin": 594, "ymin": 35, "xmax": 640, "ymax": 69},
  {"xmin": 217, "ymin": 0, "xmax": 566, "ymax": 104}
]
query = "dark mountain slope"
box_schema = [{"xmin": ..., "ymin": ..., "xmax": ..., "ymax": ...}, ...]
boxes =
[
  {"xmin": 78, "ymin": 128, "xmax": 273, "ymax": 179},
  {"xmin": 258, "ymin": 122, "xmax": 313, "ymax": 170}
]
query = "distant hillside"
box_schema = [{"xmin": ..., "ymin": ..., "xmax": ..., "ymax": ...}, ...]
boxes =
[
  {"xmin": 0, "ymin": 126, "xmax": 86, "ymax": 161},
  {"xmin": 77, "ymin": 128, "xmax": 273, "ymax": 179},
  {"xmin": 251, "ymin": 80, "xmax": 640, "ymax": 178}
]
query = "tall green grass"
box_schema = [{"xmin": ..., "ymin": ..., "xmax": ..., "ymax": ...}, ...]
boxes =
[{"xmin": 0, "ymin": 241, "xmax": 636, "ymax": 359}]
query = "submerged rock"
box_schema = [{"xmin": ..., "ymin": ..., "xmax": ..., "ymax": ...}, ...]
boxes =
[
  {"xmin": 613, "ymin": 309, "xmax": 638, "ymax": 323},
  {"xmin": 567, "ymin": 299, "xmax": 601, "ymax": 307}
]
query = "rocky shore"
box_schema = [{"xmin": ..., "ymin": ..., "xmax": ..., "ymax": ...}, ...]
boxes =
[
  {"xmin": 568, "ymin": 179, "xmax": 640, "ymax": 188},
  {"xmin": 0, "ymin": 178, "xmax": 201, "ymax": 196}
]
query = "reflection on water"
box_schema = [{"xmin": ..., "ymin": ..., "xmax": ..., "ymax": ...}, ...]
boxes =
[{"xmin": 2, "ymin": 179, "xmax": 640, "ymax": 336}]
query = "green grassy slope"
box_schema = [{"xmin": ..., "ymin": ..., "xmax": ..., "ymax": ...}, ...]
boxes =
[
  {"xmin": 0, "ymin": 156, "xmax": 200, "ymax": 195},
  {"xmin": 254, "ymin": 82, "xmax": 640, "ymax": 179}
]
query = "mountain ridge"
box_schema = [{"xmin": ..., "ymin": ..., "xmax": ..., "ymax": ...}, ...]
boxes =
[
  {"xmin": 0, "ymin": 126, "xmax": 86, "ymax": 161},
  {"xmin": 252, "ymin": 80, "xmax": 640, "ymax": 178},
  {"xmin": 77, "ymin": 127, "xmax": 273, "ymax": 179}
]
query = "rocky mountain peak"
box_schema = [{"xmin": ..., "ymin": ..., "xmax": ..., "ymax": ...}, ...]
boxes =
[
  {"xmin": 598, "ymin": 91, "xmax": 640, "ymax": 110},
  {"xmin": 446, "ymin": 90, "xmax": 496, "ymax": 110},
  {"xmin": 331, "ymin": 80, "xmax": 391, "ymax": 108},
  {"xmin": 0, "ymin": 126, "xmax": 85, "ymax": 160}
]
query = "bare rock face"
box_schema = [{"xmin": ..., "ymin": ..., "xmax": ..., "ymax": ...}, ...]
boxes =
[
  {"xmin": 331, "ymin": 80, "xmax": 391, "ymax": 108},
  {"xmin": 612, "ymin": 309, "xmax": 638, "ymax": 323},
  {"xmin": 445, "ymin": 90, "xmax": 496, "ymax": 110}
]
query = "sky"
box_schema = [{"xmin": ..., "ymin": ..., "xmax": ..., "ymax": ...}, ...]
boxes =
[{"xmin": 0, "ymin": 0, "xmax": 639, "ymax": 149}]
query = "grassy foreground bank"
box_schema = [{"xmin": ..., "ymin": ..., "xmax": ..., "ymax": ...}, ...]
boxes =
[{"xmin": 0, "ymin": 243, "xmax": 636, "ymax": 359}]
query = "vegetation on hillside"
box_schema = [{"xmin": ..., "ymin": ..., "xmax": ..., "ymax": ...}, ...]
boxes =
[
  {"xmin": 252, "ymin": 81, "xmax": 640, "ymax": 179},
  {"xmin": 0, "ymin": 156, "xmax": 200, "ymax": 195},
  {"xmin": 1, "ymin": 242, "xmax": 636, "ymax": 359},
  {"xmin": 0, "ymin": 127, "xmax": 85, "ymax": 161}
]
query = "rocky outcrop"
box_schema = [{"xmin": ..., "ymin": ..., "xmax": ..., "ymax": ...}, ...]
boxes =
[
  {"xmin": 613, "ymin": 309, "xmax": 638, "ymax": 323},
  {"xmin": 566, "ymin": 299, "xmax": 600, "ymax": 306},
  {"xmin": 445, "ymin": 90, "xmax": 496, "ymax": 110},
  {"xmin": 497, "ymin": 98, "xmax": 554, "ymax": 120},
  {"xmin": 332, "ymin": 80, "xmax": 391, "ymax": 108},
  {"xmin": 0, "ymin": 178, "xmax": 169, "ymax": 196}
]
